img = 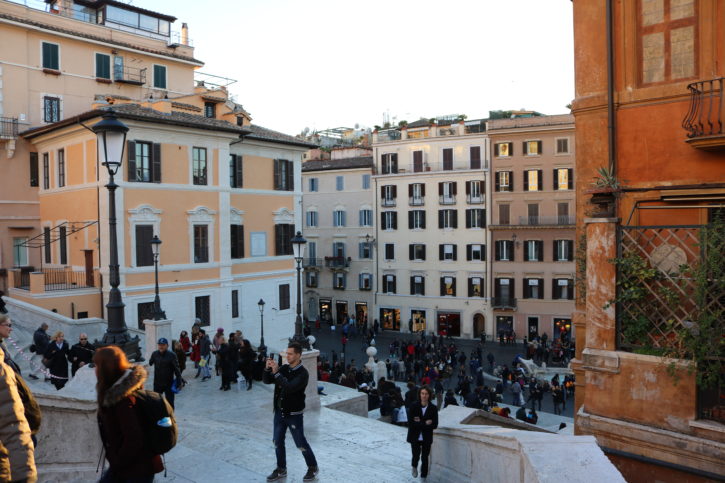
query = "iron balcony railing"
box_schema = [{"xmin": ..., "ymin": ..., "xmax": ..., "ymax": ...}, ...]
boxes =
[
  {"xmin": 324, "ymin": 256, "xmax": 350, "ymax": 269},
  {"xmin": 377, "ymin": 130, "xmax": 402, "ymax": 143},
  {"xmin": 409, "ymin": 197, "xmax": 425, "ymax": 206},
  {"xmin": 381, "ymin": 198, "xmax": 396, "ymax": 207},
  {"xmin": 466, "ymin": 194, "xmax": 484, "ymax": 204},
  {"xmin": 491, "ymin": 297, "xmax": 517, "ymax": 309},
  {"xmin": 114, "ymin": 66, "xmax": 147, "ymax": 85},
  {"xmin": 683, "ymin": 77, "xmax": 724, "ymax": 138},
  {"xmin": 439, "ymin": 195, "xmax": 456, "ymax": 205},
  {"xmin": 13, "ymin": 269, "xmax": 31, "ymax": 290},
  {"xmin": 0, "ymin": 117, "xmax": 18, "ymax": 140},
  {"xmin": 43, "ymin": 268, "xmax": 93, "ymax": 291},
  {"xmin": 517, "ymin": 215, "xmax": 575, "ymax": 226},
  {"xmin": 302, "ymin": 257, "xmax": 322, "ymax": 268}
]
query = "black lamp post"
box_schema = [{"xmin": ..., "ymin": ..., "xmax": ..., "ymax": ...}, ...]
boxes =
[
  {"xmin": 258, "ymin": 298, "xmax": 267, "ymax": 356},
  {"xmin": 150, "ymin": 235, "xmax": 166, "ymax": 320},
  {"xmin": 291, "ymin": 231, "xmax": 309, "ymax": 348},
  {"xmin": 93, "ymin": 110, "xmax": 141, "ymax": 360}
]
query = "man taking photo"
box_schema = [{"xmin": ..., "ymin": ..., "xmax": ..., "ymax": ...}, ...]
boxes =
[{"xmin": 149, "ymin": 338, "xmax": 182, "ymax": 408}]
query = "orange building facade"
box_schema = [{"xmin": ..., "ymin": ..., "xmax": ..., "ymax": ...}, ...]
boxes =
[{"xmin": 572, "ymin": 1, "xmax": 724, "ymax": 481}]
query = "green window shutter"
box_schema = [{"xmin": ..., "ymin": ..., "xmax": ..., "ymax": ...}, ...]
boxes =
[
  {"xmin": 153, "ymin": 65, "xmax": 166, "ymax": 88},
  {"xmin": 96, "ymin": 53, "xmax": 110, "ymax": 79}
]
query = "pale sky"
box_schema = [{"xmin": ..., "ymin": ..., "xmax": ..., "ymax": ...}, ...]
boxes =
[{"xmin": 153, "ymin": 0, "xmax": 575, "ymax": 135}]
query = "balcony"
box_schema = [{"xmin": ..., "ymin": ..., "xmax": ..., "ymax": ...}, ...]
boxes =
[
  {"xmin": 466, "ymin": 194, "xmax": 484, "ymax": 205},
  {"xmin": 114, "ymin": 66, "xmax": 147, "ymax": 85},
  {"xmin": 10, "ymin": 267, "xmax": 96, "ymax": 292},
  {"xmin": 409, "ymin": 197, "xmax": 425, "ymax": 206},
  {"xmin": 0, "ymin": 117, "xmax": 19, "ymax": 140},
  {"xmin": 381, "ymin": 198, "xmax": 397, "ymax": 207},
  {"xmin": 303, "ymin": 258, "xmax": 322, "ymax": 269},
  {"xmin": 683, "ymin": 77, "xmax": 725, "ymax": 150},
  {"xmin": 439, "ymin": 195, "xmax": 456, "ymax": 205},
  {"xmin": 517, "ymin": 215, "xmax": 575, "ymax": 226},
  {"xmin": 325, "ymin": 256, "xmax": 351, "ymax": 269},
  {"xmin": 377, "ymin": 130, "xmax": 401, "ymax": 143},
  {"xmin": 492, "ymin": 297, "xmax": 517, "ymax": 309}
]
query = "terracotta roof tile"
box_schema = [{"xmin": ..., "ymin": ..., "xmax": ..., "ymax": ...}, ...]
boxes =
[
  {"xmin": 302, "ymin": 157, "xmax": 373, "ymax": 172},
  {"xmin": 245, "ymin": 124, "xmax": 318, "ymax": 148}
]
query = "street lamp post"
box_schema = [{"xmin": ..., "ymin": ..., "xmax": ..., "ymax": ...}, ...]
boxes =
[
  {"xmin": 93, "ymin": 110, "xmax": 141, "ymax": 360},
  {"xmin": 258, "ymin": 298, "xmax": 267, "ymax": 356},
  {"xmin": 150, "ymin": 235, "xmax": 166, "ymax": 320},
  {"xmin": 291, "ymin": 231, "xmax": 309, "ymax": 348}
]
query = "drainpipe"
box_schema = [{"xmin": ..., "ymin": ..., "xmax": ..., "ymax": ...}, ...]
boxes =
[{"xmin": 606, "ymin": 0, "xmax": 617, "ymax": 176}]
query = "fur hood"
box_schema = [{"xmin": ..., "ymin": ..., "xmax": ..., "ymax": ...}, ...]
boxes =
[{"xmin": 102, "ymin": 365, "xmax": 147, "ymax": 408}]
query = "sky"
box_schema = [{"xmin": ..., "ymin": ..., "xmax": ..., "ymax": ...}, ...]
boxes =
[{"xmin": 151, "ymin": 0, "xmax": 575, "ymax": 136}]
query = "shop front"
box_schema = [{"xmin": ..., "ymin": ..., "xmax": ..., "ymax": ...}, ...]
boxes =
[
  {"xmin": 495, "ymin": 315, "xmax": 514, "ymax": 338},
  {"xmin": 355, "ymin": 302, "xmax": 368, "ymax": 328},
  {"xmin": 319, "ymin": 298, "xmax": 332, "ymax": 324},
  {"xmin": 437, "ymin": 311, "xmax": 461, "ymax": 337},
  {"xmin": 380, "ymin": 308, "xmax": 400, "ymax": 331},
  {"xmin": 411, "ymin": 309, "xmax": 427, "ymax": 333},
  {"xmin": 553, "ymin": 317, "xmax": 572, "ymax": 341},
  {"xmin": 336, "ymin": 301, "xmax": 349, "ymax": 324}
]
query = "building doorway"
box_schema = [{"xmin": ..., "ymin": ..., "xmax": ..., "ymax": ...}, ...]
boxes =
[
  {"xmin": 528, "ymin": 316, "xmax": 539, "ymax": 338},
  {"xmin": 380, "ymin": 308, "xmax": 400, "ymax": 331},
  {"xmin": 496, "ymin": 315, "xmax": 513, "ymax": 340},
  {"xmin": 473, "ymin": 313, "xmax": 486, "ymax": 338},
  {"xmin": 437, "ymin": 312, "xmax": 461, "ymax": 337},
  {"xmin": 355, "ymin": 302, "xmax": 368, "ymax": 328},
  {"xmin": 319, "ymin": 299, "xmax": 332, "ymax": 325},
  {"xmin": 336, "ymin": 301, "xmax": 348, "ymax": 325},
  {"xmin": 411, "ymin": 310, "xmax": 426, "ymax": 333}
]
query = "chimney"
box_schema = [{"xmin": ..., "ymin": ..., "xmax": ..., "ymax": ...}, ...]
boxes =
[{"xmin": 181, "ymin": 23, "xmax": 189, "ymax": 45}]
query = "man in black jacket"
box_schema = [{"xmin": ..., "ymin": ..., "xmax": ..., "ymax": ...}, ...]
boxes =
[
  {"xmin": 263, "ymin": 342, "xmax": 318, "ymax": 482},
  {"xmin": 149, "ymin": 338, "xmax": 182, "ymax": 408},
  {"xmin": 69, "ymin": 333, "xmax": 95, "ymax": 376},
  {"xmin": 31, "ymin": 323, "xmax": 50, "ymax": 380}
]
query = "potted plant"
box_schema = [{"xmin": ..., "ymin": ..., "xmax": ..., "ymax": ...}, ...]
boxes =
[{"xmin": 586, "ymin": 166, "xmax": 620, "ymax": 217}]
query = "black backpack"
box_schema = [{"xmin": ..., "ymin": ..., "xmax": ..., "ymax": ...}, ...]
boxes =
[{"xmin": 134, "ymin": 390, "xmax": 178, "ymax": 455}]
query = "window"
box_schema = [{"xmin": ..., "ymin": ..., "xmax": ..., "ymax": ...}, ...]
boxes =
[
  {"xmin": 230, "ymin": 154, "xmax": 243, "ymax": 188},
  {"xmin": 554, "ymin": 240, "xmax": 574, "ymax": 262},
  {"xmin": 59, "ymin": 226, "xmax": 67, "ymax": 265},
  {"xmin": 439, "ymin": 181, "xmax": 457, "ymax": 203},
  {"xmin": 204, "ymin": 102, "xmax": 216, "ymax": 118},
  {"xmin": 359, "ymin": 273, "xmax": 373, "ymax": 291},
  {"xmin": 333, "ymin": 273, "xmax": 346, "ymax": 290},
  {"xmin": 556, "ymin": 138, "xmax": 569, "ymax": 154},
  {"xmin": 12, "ymin": 238, "xmax": 28, "ymax": 266},
  {"xmin": 195, "ymin": 295, "xmax": 210, "ymax": 326},
  {"xmin": 381, "ymin": 185, "xmax": 397, "ymax": 206},
  {"xmin": 359, "ymin": 241, "xmax": 372, "ymax": 259},
  {"xmin": 384, "ymin": 243, "xmax": 395, "ymax": 261},
  {"xmin": 42, "ymin": 42, "xmax": 59, "ymax": 70},
  {"xmin": 29, "ymin": 153, "xmax": 39, "ymax": 187},
  {"xmin": 439, "ymin": 244, "xmax": 457, "ymax": 261},
  {"xmin": 465, "ymin": 209, "xmax": 485, "ymax": 229},
  {"xmin": 410, "ymin": 275, "xmax": 425, "ymax": 295},
  {"xmin": 43, "ymin": 96, "xmax": 60, "ymax": 123},
  {"xmin": 95, "ymin": 53, "xmax": 110, "ymax": 79},
  {"xmin": 274, "ymin": 159, "xmax": 294, "ymax": 191},
  {"xmin": 498, "ymin": 204, "xmax": 510, "ymax": 225},
  {"xmin": 409, "ymin": 210, "xmax": 426, "ymax": 229},
  {"xmin": 558, "ymin": 202, "xmax": 570, "ymax": 224},
  {"xmin": 524, "ymin": 240, "xmax": 543, "ymax": 261},
  {"xmin": 413, "ymin": 150, "xmax": 424, "ymax": 172},
  {"xmin": 127, "ymin": 141, "xmax": 155, "ymax": 183},
  {"xmin": 409, "ymin": 183, "xmax": 425, "ymax": 205},
  {"xmin": 231, "ymin": 224, "xmax": 245, "ymax": 259},
  {"xmin": 438, "ymin": 209, "xmax": 458, "ymax": 229},
  {"xmin": 192, "ymin": 147, "xmax": 207, "ymax": 185},
  {"xmin": 468, "ymin": 277, "xmax": 483, "ymax": 297},
  {"xmin": 466, "ymin": 180, "xmax": 484, "ymax": 203},
  {"xmin": 466, "ymin": 244, "xmax": 485, "ymax": 261},
  {"xmin": 470, "ymin": 146, "xmax": 482, "ymax": 169},
  {"xmin": 381, "ymin": 153, "xmax": 398, "ymax": 174},
  {"xmin": 137, "ymin": 302, "xmax": 155, "ymax": 330},
  {"xmin": 527, "ymin": 203, "xmax": 540, "ymax": 225},
  {"xmin": 359, "ymin": 209, "xmax": 372, "ymax": 227},
  {"xmin": 193, "ymin": 225, "xmax": 209, "ymax": 263},
  {"xmin": 336, "ymin": 176, "xmax": 344, "ymax": 191},
  {"xmin": 308, "ymin": 178, "xmax": 319, "ymax": 192},
  {"xmin": 306, "ymin": 270, "xmax": 318, "ymax": 288},
  {"xmin": 307, "ymin": 241, "xmax": 317, "ymax": 261},
  {"xmin": 409, "ymin": 244, "xmax": 426, "ymax": 261},
  {"xmin": 440, "ymin": 276, "xmax": 456, "ymax": 296},
  {"xmin": 494, "ymin": 142, "xmax": 513, "ymax": 157},
  {"xmin": 524, "ymin": 169, "xmax": 542, "ymax": 192},
  {"xmin": 381, "ymin": 211, "xmax": 397, "ymax": 230},
  {"xmin": 274, "ymin": 224, "xmax": 295, "ymax": 255},
  {"xmin": 333, "ymin": 209, "xmax": 346, "ymax": 227},
  {"xmin": 495, "ymin": 278, "xmax": 514, "ymax": 302},
  {"xmin": 231, "ymin": 290, "xmax": 239, "ymax": 318},
  {"xmin": 495, "ymin": 240, "xmax": 514, "ymax": 261},
  {"xmin": 523, "ymin": 140, "xmax": 543, "ymax": 156},
  {"xmin": 382, "ymin": 274, "xmax": 397, "ymax": 293},
  {"xmin": 330, "ymin": 240, "xmax": 343, "ymax": 259},
  {"xmin": 57, "ymin": 149, "xmax": 65, "ymax": 187},
  {"xmin": 553, "ymin": 278, "xmax": 574, "ymax": 300},
  {"xmin": 524, "ymin": 278, "xmax": 544, "ymax": 299},
  {"xmin": 306, "ymin": 210, "xmax": 318, "ymax": 227},
  {"xmin": 135, "ymin": 225, "xmax": 154, "ymax": 267},
  {"xmin": 554, "ymin": 168, "xmax": 574, "ymax": 191},
  {"xmin": 279, "ymin": 284, "xmax": 291, "ymax": 310},
  {"xmin": 442, "ymin": 148, "xmax": 453, "ymax": 170},
  {"xmin": 153, "ymin": 64, "xmax": 167, "ymax": 89},
  {"xmin": 43, "ymin": 227, "xmax": 51, "ymax": 263},
  {"xmin": 495, "ymin": 171, "xmax": 513, "ymax": 192},
  {"xmin": 362, "ymin": 174, "xmax": 371, "ymax": 189}
]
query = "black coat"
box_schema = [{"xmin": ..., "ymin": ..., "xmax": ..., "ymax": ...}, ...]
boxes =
[
  {"xmin": 406, "ymin": 402, "xmax": 438, "ymax": 444},
  {"xmin": 44, "ymin": 341, "xmax": 69, "ymax": 379},
  {"xmin": 33, "ymin": 328, "xmax": 50, "ymax": 355},
  {"xmin": 263, "ymin": 363, "xmax": 309, "ymax": 414},
  {"xmin": 149, "ymin": 349, "xmax": 181, "ymax": 391},
  {"xmin": 69, "ymin": 342, "xmax": 95, "ymax": 375}
]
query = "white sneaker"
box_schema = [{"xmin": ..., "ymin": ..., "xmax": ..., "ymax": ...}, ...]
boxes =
[{"xmin": 412, "ymin": 467, "xmax": 418, "ymax": 478}]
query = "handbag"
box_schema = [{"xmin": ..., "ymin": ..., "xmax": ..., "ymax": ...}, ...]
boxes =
[
  {"xmin": 198, "ymin": 357, "xmax": 207, "ymax": 367},
  {"xmin": 42, "ymin": 357, "xmax": 51, "ymax": 368}
]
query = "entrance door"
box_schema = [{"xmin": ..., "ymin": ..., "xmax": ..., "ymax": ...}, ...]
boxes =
[
  {"xmin": 355, "ymin": 302, "xmax": 368, "ymax": 328},
  {"xmin": 437, "ymin": 312, "xmax": 461, "ymax": 337},
  {"xmin": 83, "ymin": 250, "xmax": 94, "ymax": 287},
  {"xmin": 380, "ymin": 308, "xmax": 400, "ymax": 330},
  {"xmin": 527, "ymin": 316, "xmax": 539, "ymax": 338},
  {"xmin": 319, "ymin": 299, "xmax": 332, "ymax": 324},
  {"xmin": 336, "ymin": 301, "xmax": 348, "ymax": 325},
  {"xmin": 473, "ymin": 313, "xmax": 485, "ymax": 338},
  {"xmin": 411, "ymin": 310, "xmax": 426, "ymax": 332},
  {"xmin": 496, "ymin": 315, "xmax": 513, "ymax": 338}
]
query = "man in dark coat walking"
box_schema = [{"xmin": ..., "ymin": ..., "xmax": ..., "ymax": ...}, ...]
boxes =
[
  {"xmin": 69, "ymin": 333, "xmax": 95, "ymax": 376},
  {"xmin": 149, "ymin": 338, "xmax": 182, "ymax": 408},
  {"xmin": 31, "ymin": 323, "xmax": 50, "ymax": 380}
]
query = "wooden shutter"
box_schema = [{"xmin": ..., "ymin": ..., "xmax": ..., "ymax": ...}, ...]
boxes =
[
  {"xmin": 553, "ymin": 240, "xmax": 559, "ymax": 261},
  {"xmin": 522, "ymin": 141, "xmax": 528, "ymax": 155},
  {"xmin": 408, "ymin": 184, "xmax": 413, "ymax": 197},
  {"xmin": 465, "ymin": 209, "xmax": 472, "ymax": 228},
  {"xmin": 538, "ymin": 279, "xmax": 545, "ymax": 299},
  {"xmin": 392, "ymin": 185, "xmax": 397, "ymax": 198},
  {"xmin": 421, "ymin": 245, "xmax": 426, "ymax": 260},
  {"xmin": 567, "ymin": 168, "xmax": 573, "ymax": 190},
  {"xmin": 381, "ymin": 185, "xmax": 385, "ymax": 198},
  {"xmin": 287, "ymin": 160, "xmax": 294, "ymax": 191},
  {"xmin": 495, "ymin": 173, "xmax": 500, "ymax": 192},
  {"xmin": 29, "ymin": 152, "xmax": 39, "ymax": 187},
  {"xmin": 468, "ymin": 278, "xmax": 474, "ymax": 297},
  {"xmin": 392, "ymin": 212, "xmax": 397, "ymax": 229},
  {"xmin": 420, "ymin": 211, "xmax": 426, "ymax": 229},
  {"xmin": 440, "ymin": 278, "xmax": 445, "ymax": 296},
  {"xmin": 451, "ymin": 277, "xmax": 456, "ymax": 296},
  {"xmin": 381, "ymin": 155, "xmax": 389, "ymax": 174},
  {"xmin": 127, "ymin": 141, "xmax": 136, "ymax": 181},
  {"xmin": 381, "ymin": 211, "xmax": 386, "ymax": 229},
  {"xmin": 452, "ymin": 244, "xmax": 458, "ymax": 260},
  {"xmin": 494, "ymin": 241, "xmax": 500, "ymax": 260},
  {"xmin": 567, "ymin": 240, "xmax": 574, "ymax": 261},
  {"xmin": 421, "ymin": 184, "xmax": 425, "ymax": 196},
  {"xmin": 438, "ymin": 210, "xmax": 444, "ymax": 229},
  {"xmin": 494, "ymin": 143, "xmax": 499, "ymax": 156},
  {"xmin": 452, "ymin": 182, "xmax": 457, "ymax": 195},
  {"xmin": 135, "ymin": 225, "xmax": 153, "ymax": 266},
  {"xmin": 410, "ymin": 276, "xmax": 416, "ymax": 294},
  {"xmin": 408, "ymin": 211, "xmax": 414, "ymax": 229},
  {"xmin": 508, "ymin": 143, "xmax": 514, "ymax": 156},
  {"xmin": 274, "ymin": 224, "xmax": 283, "ymax": 255},
  {"xmin": 438, "ymin": 182, "xmax": 443, "ymax": 196},
  {"xmin": 452, "ymin": 210, "xmax": 458, "ymax": 228},
  {"xmin": 240, "ymin": 225, "xmax": 245, "ymax": 257},
  {"xmin": 273, "ymin": 159, "xmax": 280, "ymax": 190},
  {"xmin": 409, "ymin": 244, "xmax": 414, "ymax": 260},
  {"xmin": 236, "ymin": 155, "xmax": 244, "ymax": 188},
  {"xmin": 537, "ymin": 170, "xmax": 543, "ymax": 190},
  {"xmin": 523, "ymin": 170, "xmax": 529, "ymax": 191},
  {"xmin": 509, "ymin": 171, "xmax": 514, "ymax": 191},
  {"xmin": 509, "ymin": 241, "xmax": 515, "ymax": 262},
  {"xmin": 466, "ymin": 244, "xmax": 472, "ymax": 261},
  {"xmin": 439, "ymin": 244, "xmax": 444, "ymax": 260},
  {"xmin": 152, "ymin": 143, "xmax": 161, "ymax": 183},
  {"xmin": 465, "ymin": 181, "xmax": 471, "ymax": 195},
  {"xmin": 536, "ymin": 241, "xmax": 543, "ymax": 261},
  {"xmin": 553, "ymin": 168, "xmax": 558, "ymax": 190},
  {"xmin": 537, "ymin": 141, "xmax": 543, "ymax": 154},
  {"xmin": 470, "ymin": 146, "xmax": 481, "ymax": 169},
  {"xmin": 523, "ymin": 279, "xmax": 530, "ymax": 298},
  {"xmin": 523, "ymin": 241, "xmax": 530, "ymax": 261}
]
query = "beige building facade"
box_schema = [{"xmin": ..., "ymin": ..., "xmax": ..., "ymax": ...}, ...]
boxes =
[
  {"xmin": 488, "ymin": 114, "xmax": 575, "ymax": 342},
  {"xmin": 371, "ymin": 119, "xmax": 492, "ymax": 338}
]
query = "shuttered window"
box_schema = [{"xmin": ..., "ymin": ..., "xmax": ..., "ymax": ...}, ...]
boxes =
[
  {"xmin": 279, "ymin": 284, "xmax": 291, "ymax": 310},
  {"xmin": 274, "ymin": 224, "xmax": 294, "ymax": 255},
  {"xmin": 135, "ymin": 225, "xmax": 154, "ymax": 266},
  {"xmin": 153, "ymin": 64, "xmax": 167, "ymax": 89},
  {"xmin": 95, "ymin": 53, "xmax": 111, "ymax": 79},
  {"xmin": 274, "ymin": 159, "xmax": 294, "ymax": 191},
  {"xmin": 470, "ymin": 146, "xmax": 482, "ymax": 169},
  {"xmin": 231, "ymin": 224, "xmax": 245, "ymax": 259},
  {"xmin": 42, "ymin": 42, "xmax": 59, "ymax": 70},
  {"xmin": 442, "ymin": 148, "xmax": 453, "ymax": 170},
  {"xmin": 231, "ymin": 290, "xmax": 239, "ymax": 318},
  {"xmin": 127, "ymin": 141, "xmax": 161, "ymax": 183},
  {"xmin": 193, "ymin": 225, "xmax": 209, "ymax": 263},
  {"xmin": 230, "ymin": 155, "xmax": 243, "ymax": 188}
]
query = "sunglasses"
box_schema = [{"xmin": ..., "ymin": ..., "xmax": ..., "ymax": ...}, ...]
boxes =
[
  {"xmin": 0, "ymin": 323, "xmax": 11, "ymax": 328},
  {"xmin": 80, "ymin": 338, "xmax": 88, "ymax": 340}
]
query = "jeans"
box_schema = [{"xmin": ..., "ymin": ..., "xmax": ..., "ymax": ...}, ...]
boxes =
[
  {"xmin": 100, "ymin": 468, "xmax": 154, "ymax": 483},
  {"xmin": 272, "ymin": 410, "xmax": 317, "ymax": 470},
  {"xmin": 411, "ymin": 441, "xmax": 431, "ymax": 477},
  {"xmin": 200, "ymin": 355, "xmax": 211, "ymax": 378},
  {"xmin": 155, "ymin": 385, "xmax": 174, "ymax": 409}
]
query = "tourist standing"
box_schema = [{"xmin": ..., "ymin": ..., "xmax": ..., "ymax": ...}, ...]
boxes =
[
  {"xmin": 0, "ymin": 357, "xmax": 37, "ymax": 483},
  {"xmin": 263, "ymin": 342, "xmax": 319, "ymax": 482},
  {"xmin": 44, "ymin": 331, "xmax": 69, "ymax": 390},
  {"xmin": 407, "ymin": 385, "xmax": 438, "ymax": 479},
  {"xmin": 198, "ymin": 329, "xmax": 212, "ymax": 381},
  {"xmin": 69, "ymin": 333, "xmax": 95, "ymax": 376},
  {"xmin": 239, "ymin": 338, "xmax": 256, "ymax": 390},
  {"xmin": 31, "ymin": 323, "xmax": 50, "ymax": 380},
  {"xmin": 94, "ymin": 346, "xmax": 163, "ymax": 481},
  {"xmin": 149, "ymin": 338, "xmax": 182, "ymax": 408}
]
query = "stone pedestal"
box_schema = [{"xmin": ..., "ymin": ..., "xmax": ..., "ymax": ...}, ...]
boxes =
[
  {"xmin": 143, "ymin": 318, "xmax": 172, "ymax": 361},
  {"xmin": 365, "ymin": 346, "xmax": 377, "ymax": 374},
  {"xmin": 301, "ymin": 349, "xmax": 320, "ymax": 410}
]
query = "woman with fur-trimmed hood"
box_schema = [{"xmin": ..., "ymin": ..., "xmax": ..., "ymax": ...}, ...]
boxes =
[{"xmin": 95, "ymin": 346, "xmax": 163, "ymax": 482}]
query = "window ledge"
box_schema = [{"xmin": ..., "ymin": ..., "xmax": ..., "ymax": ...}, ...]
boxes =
[
  {"xmin": 43, "ymin": 68, "xmax": 61, "ymax": 76},
  {"xmin": 95, "ymin": 77, "xmax": 113, "ymax": 84},
  {"xmin": 689, "ymin": 419, "xmax": 725, "ymax": 434}
]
